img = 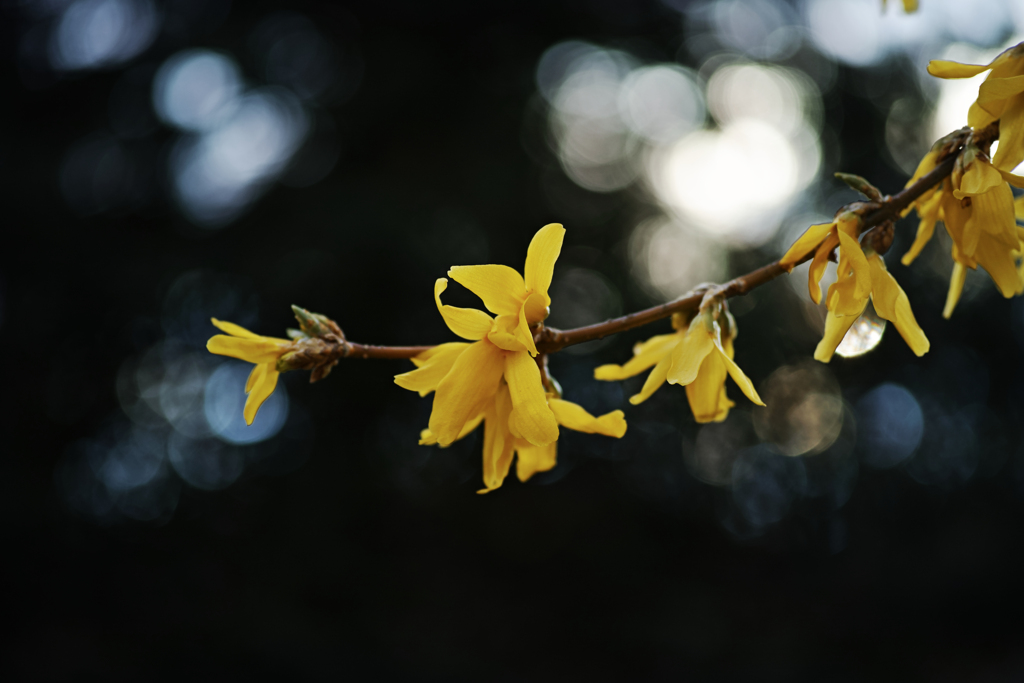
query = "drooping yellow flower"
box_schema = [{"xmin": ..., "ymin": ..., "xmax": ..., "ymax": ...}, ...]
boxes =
[
  {"xmin": 593, "ymin": 308, "xmax": 764, "ymax": 423},
  {"xmin": 394, "ymin": 223, "xmax": 627, "ymax": 492},
  {"xmin": 902, "ymin": 143, "xmax": 1024, "ymax": 317},
  {"xmin": 207, "ymin": 319, "xmax": 292, "ymax": 425},
  {"xmin": 785, "ymin": 214, "xmax": 930, "ymax": 361},
  {"xmin": 927, "ymin": 42, "xmax": 1024, "ymax": 171}
]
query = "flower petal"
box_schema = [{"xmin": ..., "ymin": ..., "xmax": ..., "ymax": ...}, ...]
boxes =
[
  {"xmin": 927, "ymin": 59, "xmax": 992, "ymax": 79},
  {"xmin": 955, "ymin": 159, "xmax": 1005, "ymax": 198},
  {"xmin": 419, "ymin": 412, "xmax": 484, "ymax": 446},
  {"xmin": 814, "ymin": 308, "xmax": 863, "ymax": 363},
  {"xmin": 212, "ymin": 318, "xmax": 262, "ymax": 339},
  {"xmin": 974, "ymin": 232, "xmax": 1024, "ymax": 298},
  {"xmin": 549, "ymin": 398, "xmax": 627, "ymax": 438},
  {"xmin": 479, "ymin": 385, "xmax": 516, "ymax": 493},
  {"xmin": 517, "ymin": 303, "xmax": 539, "ymax": 356},
  {"xmin": 523, "ymin": 223, "xmax": 565, "ymax": 299},
  {"xmin": 448, "ymin": 265, "xmax": 527, "ymax": 316},
  {"xmin": 487, "ymin": 314, "xmax": 530, "ymax": 353},
  {"xmin": 779, "ymin": 222, "xmax": 834, "ymax": 270},
  {"xmin": 712, "ymin": 330, "xmax": 764, "ymax": 406},
  {"xmin": 628, "ymin": 352, "xmax": 672, "ymax": 405},
  {"xmin": 594, "ymin": 333, "xmax": 679, "ymax": 381},
  {"xmin": 665, "ymin": 320, "xmax": 715, "ymax": 386},
  {"xmin": 994, "ymin": 95, "xmax": 1024, "ymax": 172},
  {"xmin": 515, "ymin": 440, "xmax": 557, "ymax": 483},
  {"xmin": 834, "ymin": 228, "xmax": 872, "ymax": 313},
  {"xmin": 977, "ymin": 75, "xmax": 1024, "ymax": 115},
  {"xmin": 808, "ymin": 231, "xmax": 840, "ymax": 304},
  {"xmin": 685, "ymin": 351, "xmax": 732, "ymax": 423},
  {"xmin": 943, "ymin": 261, "xmax": 968, "ymax": 319},
  {"xmin": 504, "ymin": 350, "xmax": 559, "ymax": 446},
  {"xmin": 429, "ymin": 340, "xmax": 505, "ymax": 446},
  {"xmin": 867, "ymin": 254, "xmax": 930, "ymax": 356},
  {"xmin": 394, "ymin": 342, "xmax": 470, "ymax": 396},
  {"xmin": 434, "ymin": 279, "xmax": 494, "ymax": 341},
  {"xmin": 207, "ymin": 335, "xmax": 289, "ymax": 363},
  {"xmin": 901, "ymin": 191, "xmax": 943, "ymax": 266},
  {"xmin": 243, "ymin": 364, "xmax": 279, "ymax": 426}
]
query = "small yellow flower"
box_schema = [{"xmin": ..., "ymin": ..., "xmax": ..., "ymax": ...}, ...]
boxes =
[
  {"xmin": 882, "ymin": 0, "xmax": 918, "ymax": 12},
  {"xmin": 414, "ymin": 381, "xmax": 626, "ymax": 493},
  {"xmin": 206, "ymin": 319, "xmax": 292, "ymax": 425},
  {"xmin": 784, "ymin": 215, "xmax": 929, "ymax": 361},
  {"xmin": 902, "ymin": 143, "xmax": 1024, "ymax": 317},
  {"xmin": 927, "ymin": 42, "xmax": 1024, "ymax": 171},
  {"xmin": 593, "ymin": 308, "xmax": 764, "ymax": 423},
  {"xmin": 394, "ymin": 223, "xmax": 627, "ymax": 492}
]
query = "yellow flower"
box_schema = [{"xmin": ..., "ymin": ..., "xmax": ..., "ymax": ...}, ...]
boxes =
[
  {"xmin": 593, "ymin": 309, "xmax": 764, "ymax": 423},
  {"xmin": 882, "ymin": 0, "xmax": 917, "ymax": 12},
  {"xmin": 394, "ymin": 223, "xmax": 627, "ymax": 492},
  {"xmin": 778, "ymin": 211, "xmax": 861, "ymax": 305},
  {"xmin": 414, "ymin": 380, "xmax": 626, "ymax": 493},
  {"xmin": 784, "ymin": 214, "xmax": 929, "ymax": 361},
  {"xmin": 902, "ymin": 144, "xmax": 1024, "ymax": 317},
  {"xmin": 206, "ymin": 319, "xmax": 292, "ymax": 425},
  {"xmin": 927, "ymin": 42, "xmax": 1024, "ymax": 171}
]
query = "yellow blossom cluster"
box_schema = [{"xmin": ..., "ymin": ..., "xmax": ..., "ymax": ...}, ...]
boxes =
[{"xmin": 204, "ymin": 40, "xmax": 1024, "ymax": 495}]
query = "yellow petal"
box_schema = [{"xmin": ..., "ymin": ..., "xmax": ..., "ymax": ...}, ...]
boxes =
[
  {"xmin": 665, "ymin": 320, "xmax": 715, "ymax": 386},
  {"xmin": 901, "ymin": 215, "xmax": 937, "ymax": 267},
  {"xmin": 833, "ymin": 229, "xmax": 872, "ymax": 315},
  {"xmin": 243, "ymin": 364, "xmax": 279, "ymax": 425},
  {"xmin": 394, "ymin": 342, "xmax": 470, "ymax": 396},
  {"xmin": 867, "ymin": 255, "xmax": 930, "ymax": 356},
  {"xmin": 974, "ymin": 233, "xmax": 1024, "ymax": 298},
  {"xmin": 516, "ymin": 303, "xmax": 539, "ymax": 356},
  {"xmin": 593, "ymin": 333, "xmax": 679, "ymax": 381},
  {"xmin": 835, "ymin": 223, "xmax": 868, "ymax": 305},
  {"xmin": 448, "ymin": 265, "xmax": 527, "ymax": 316},
  {"xmin": 207, "ymin": 335, "xmax": 289, "ymax": 363},
  {"xmin": 434, "ymin": 279, "xmax": 494, "ymax": 341},
  {"xmin": 428, "ymin": 340, "xmax": 505, "ymax": 446},
  {"xmin": 549, "ymin": 398, "xmax": 627, "ymax": 438},
  {"xmin": 779, "ymin": 222, "xmax": 834, "ymax": 270},
  {"xmin": 977, "ymin": 75, "xmax": 1024, "ymax": 115},
  {"xmin": 905, "ymin": 150, "xmax": 938, "ymax": 189},
  {"xmin": 522, "ymin": 290, "xmax": 550, "ymax": 325},
  {"xmin": 967, "ymin": 182, "xmax": 1018, "ymax": 250},
  {"xmin": 994, "ymin": 96, "xmax": 1024, "ymax": 172},
  {"xmin": 1014, "ymin": 195, "xmax": 1024, "ymax": 220},
  {"xmin": 479, "ymin": 386, "xmax": 516, "ymax": 493},
  {"xmin": 955, "ymin": 159, "xmax": 1004, "ymax": 198},
  {"xmin": 211, "ymin": 318, "xmax": 261, "ymax": 339},
  {"xmin": 486, "ymin": 314, "xmax": 530, "ymax": 353},
  {"xmin": 943, "ymin": 261, "xmax": 968, "ymax": 319},
  {"xmin": 814, "ymin": 308, "xmax": 863, "ymax": 363},
  {"xmin": 419, "ymin": 412, "xmax": 484, "ymax": 446},
  {"xmin": 927, "ymin": 59, "xmax": 993, "ymax": 79},
  {"xmin": 685, "ymin": 350, "xmax": 732, "ymax": 423},
  {"xmin": 808, "ymin": 231, "xmax": 840, "ymax": 304},
  {"xmin": 504, "ymin": 350, "xmax": 559, "ymax": 446},
  {"xmin": 712, "ymin": 330, "xmax": 764, "ymax": 406},
  {"xmin": 901, "ymin": 191, "xmax": 943, "ymax": 266},
  {"xmin": 523, "ymin": 223, "xmax": 565, "ymax": 300},
  {"xmin": 515, "ymin": 440, "xmax": 557, "ymax": 483},
  {"xmin": 628, "ymin": 352, "xmax": 672, "ymax": 405}
]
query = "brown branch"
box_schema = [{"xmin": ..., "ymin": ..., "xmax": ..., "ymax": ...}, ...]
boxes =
[{"xmin": 325, "ymin": 124, "xmax": 994, "ymax": 361}]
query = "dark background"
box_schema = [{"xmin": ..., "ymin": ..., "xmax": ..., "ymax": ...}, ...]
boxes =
[{"xmin": 4, "ymin": 0, "xmax": 1024, "ymax": 680}]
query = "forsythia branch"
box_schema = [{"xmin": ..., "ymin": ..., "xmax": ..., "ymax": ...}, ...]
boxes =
[{"xmin": 294, "ymin": 123, "xmax": 996, "ymax": 360}]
